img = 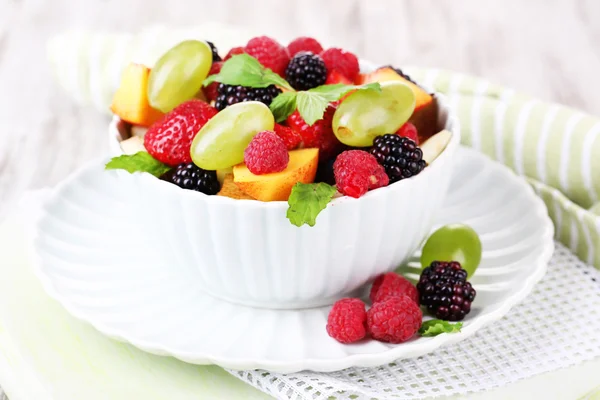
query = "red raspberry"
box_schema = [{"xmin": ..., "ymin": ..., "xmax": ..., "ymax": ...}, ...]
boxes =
[
  {"xmin": 367, "ymin": 296, "xmax": 422, "ymax": 343},
  {"xmin": 287, "ymin": 37, "xmax": 324, "ymax": 57},
  {"xmin": 245, "ymin": 36, "xmax": 290, "ymax": 77},
  {"xmin": 320, "ymin": 48, "xmax": 360, "ymax": 81},
  {"xmin": 202, "ymin": 61, "xmax": 223, "ymax": 102},
  {"xmin": 396, "ymin": 122, "xmax": 419, "ymax": 145},
  {"xmin": 144, "ymin": 100, "xmax": 218, "ymax": 166},
  {"xmin": 326, "ymin": 298, "xmax": 367, "ymax": 344},
  {"xmin": 286, "ymin": 103, "xmax": 342, "ymax": 161},
  {"xmin": 333, "ymin": 150, "xmax": 389, "ymax": 198},
  {"xmin": 224, "ymin": 46, "xmax": 245, "ymax": 60},
  {"xmin": 274, "ymin": 123, "xmax": 302, "ymax": 150},
  {"xmin": 370, "ymin": 272, "xmax": 419, "ymax": 305},
  {"xmin": 244, "ymin": 131, "xmax": 289, "ymax": 175}
]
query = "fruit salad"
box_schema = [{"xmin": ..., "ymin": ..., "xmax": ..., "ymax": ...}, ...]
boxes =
[{"xmin": 107, "ymin": 36, "xmax": 452, "ymax": 227}]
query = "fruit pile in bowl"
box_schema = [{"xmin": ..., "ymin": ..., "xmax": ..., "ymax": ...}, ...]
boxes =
[{"xmin": 107, "ymin": 35, "xmax": 461, "ymax": 309}]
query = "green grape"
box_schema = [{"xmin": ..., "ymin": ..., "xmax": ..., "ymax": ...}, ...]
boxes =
[
  {"xmin": 191, "ymin": 102, "xmax": 275, "ymax": 170},
  {"xmin": 148, "ymin": 40, "xmax": 213, "ymax": 113},
  {"xmin": 420, "ymin": 224, "xmax": 482, "ymax": 278},
  {"xmin": 332, "ymin": 81, "xmax": 416, "ymax": 147}
]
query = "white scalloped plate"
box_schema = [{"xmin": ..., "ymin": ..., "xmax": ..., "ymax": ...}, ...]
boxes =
[{"xmin": 32, "ymin": 147, "xmax": 553, "ymax": 373}]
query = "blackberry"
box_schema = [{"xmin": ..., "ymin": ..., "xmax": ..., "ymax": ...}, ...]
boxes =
[
  {"xmin": 285, "ymin": 51, "xmax": 327, "ymax": 90},
  {"xmin": 214, "ymin": 84, "xmax": 282, "ymax": 111},
  {"xmin": 161, "ymin": 163, "xmax": 220, "ymax": 195},
  {"xmin": 370, "ymin": 135, "xmax": 426, "ymax": 183},
  {"xmin": 207, "ymin": 41, "xmax": 221, "ymax": 61},
  {"xmin": 417, "ymin": 261, "xmax": 476, "ymax": 321}
]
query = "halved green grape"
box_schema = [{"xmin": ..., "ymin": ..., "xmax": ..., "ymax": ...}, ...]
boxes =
[
  {"xmin": 420, "ymin": 224, "xmax": 482, "ymax": 278},
  {"xmin": 148, "ymin": 40, "xmax": 213, "ymax": 113},
  {"xmin": 191, "ymin": 102, "xmax": 275, "ymax": 170},
  {"xmin": 332, "ymin": 81, "xmax": 416, "ymax": 147}
]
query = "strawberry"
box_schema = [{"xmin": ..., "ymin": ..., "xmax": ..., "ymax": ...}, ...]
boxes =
[
  {"xmin": 144, "ymin": 100, "xmax": 218, "ymax": 167},
  {"xmin": 224, "ymin": 46, "xmax": 245, "ymax": 60},
  {"xmin": 320, "ymin": 48, "xmax": 360, "ymax": 81},
  {"xmin": 203, "ymin": 61, "xmax": 223, "ymax": 102},
  {"xmin": 325, "ymin": 69, "xmax": 353, "ymax": 85},
  {"xmin": 286, "ymin": 103, "xmax": 342, "ymax": 161},
  {"xmin": 396, "ymin": 122, "xmax": 419, "ymax": 145},
  {"xmin": 274, "ymin": 123, "xmax": 302, "ymax": 150}
]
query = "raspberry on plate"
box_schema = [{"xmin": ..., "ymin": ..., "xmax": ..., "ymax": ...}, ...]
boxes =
[
  {"xmin": 245, "ymin": 36, "xmax": 290, "ymax": 77},
  {"xmin": 287, "ymin": 37, "xmax": 324, "ymax": 57},
  {"xmin": 417, "ymin": 261, "xmax": 476, "ymax": 321},
  {"xmin": 326, "ymin": 298, "xmax": 367, "ymax": 344},
  {"xmin": 274, "ymin": 123, "xmax": 302, "ymax": 150},
  {"xmin": 367, "ymin": 296, "xmax": 422, "ymax": 343},
  {"xmin": 396, "ymin": 122, "xmax": 419, "ymax": 145},
  {"xmin": 320, "ymin": 48, "xmax": 360, "ymax": 81},
  {"xmin": 285, "ymin": 51, "xmax": 327, "ymax": 91},
  {"xmin": 370, "ymin": 272, "xmax": 419, "ymax": 305},
  {"xmin": 244, "ymin": 131, "xmax": 289, "ymax": 175},
  {"xmin": 333, "ymin": 150, "xmax": 389, "ymax": 198},
  {"xmin": 144, "ymin": 99, "xmax": 218, "ymax": 167},
  {"xmin": 202, "ymin": 61, "xmax": 223, "ymax": 102},
  {"xmin": 224, "ymin": 46, "xmax": 245, "ymax": 60},
  {"xmin": 286, "ymin": 103, "xmax": 342, "ymax": 161}
]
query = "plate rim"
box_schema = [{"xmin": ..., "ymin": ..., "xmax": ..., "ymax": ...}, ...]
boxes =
[{"xmin": 31, "ymin": 146, "xmax": 555, "ymax": 373}]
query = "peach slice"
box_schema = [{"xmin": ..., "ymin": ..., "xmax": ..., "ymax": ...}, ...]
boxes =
[
  {"xmin": 233, "ymin": 148, "xmax": 319, "ymax": 201},
  {"xmin": 218, "ymin": 174, "xmax": 255, "ymax": 200}
]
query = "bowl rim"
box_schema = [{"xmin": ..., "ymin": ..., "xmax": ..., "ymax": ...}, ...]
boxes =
[{"xmin": 107, "ymin": 91, "xmax": 461, "ymax": 209}]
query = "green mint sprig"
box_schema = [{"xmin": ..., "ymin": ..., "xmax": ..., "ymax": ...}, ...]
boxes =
[
  {"xmin": 418, "ymin": 320, "xmax": 463, "ymax": 337},
  {"xmin": 203, "ymin": 54, "xmax": 293, "ymax": 90},
  {"xmin": 286, "ymin": 182, "xmax": 337, "ymax": 227},
  {"xmin": 105, "ymin": 152, "xmax": 171, "ymax": 177}
]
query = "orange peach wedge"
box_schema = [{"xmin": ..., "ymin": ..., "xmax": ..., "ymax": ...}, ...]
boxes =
[{"xmin": 233, "ymin": 148, "xmax": 319, "ymax": 202}]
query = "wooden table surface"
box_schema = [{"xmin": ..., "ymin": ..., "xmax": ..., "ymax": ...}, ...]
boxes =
[{"xmin": 0, "ymin": 0, "xmax": 599, "ymax": 397}]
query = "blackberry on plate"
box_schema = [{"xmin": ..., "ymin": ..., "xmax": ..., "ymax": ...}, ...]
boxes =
[
  {"xmin": 161, "ymin": 163, "xmax": 220, "ymax": 195},
  {"xmin": 214, "ymin": 84, "xmax": 282, "ymax": 111},
  {"xmin": 285, "ymin": 51, "xmax": 327, "ymax": 90},
  {"xmin": 417, "ymin": 261, "xmax": 476, "ymax": 321},
  {"xmin": 206, "ymin": 41, "xmax": 221, "ymax": 61},
  {"xmin": 370, "ymin": 134, "xmax": 426, "ymax": 183}
]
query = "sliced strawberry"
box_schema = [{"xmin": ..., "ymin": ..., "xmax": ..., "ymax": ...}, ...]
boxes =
[
  {"xmin": 286, "ymin": 103, "xmax": 342, "ymax": 161},
  {"xmin": 274, "ymin": 123, "xmax": 302, "ymax": 150},
  {"xmin": 325, "ymin": 69, "xmax": 353, "ymax": 85},
  {"xmin": 396, "ymin": 122, "xmax": 419, "ymax": 145}
]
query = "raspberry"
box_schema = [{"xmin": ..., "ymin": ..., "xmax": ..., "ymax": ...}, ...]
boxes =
[
  {"xmin": 144, "ymin": 100, "xmax": 218, "ymax": 167},
  {"xmin": 286, "ymin": 103, "xmax": 342, "ymax": 161},
  {"xmin": 326, "ymin": 298, "xmax": 367, "ymax": 344},
  {"xmin": 320, "ymin": 48, "xmax": 360, "ymax": 81},
  {"xmin": 370, "ymin": 135, "xmax": 426, "ymax": 183},
  {"xmin": 214, "ymin": 84, "xmax": 281, "ymax": 111},
  {"xmin": 396, "ymin": 122, "xmax": 419, "ymax": 145},
  {"xmin": 370, "ymin": 272, "xmax": 419, "ymax": 305},
  {"xmin": 244, "ymin": 131, "xmax": 289, "ymax": 175},
  {"xmin": 224, "ymin": 46, "xmax": 245, "ymax": 60},
  {"xmin": 287, "ymin": 37, "xmax": 324, "ymax": 57},
  {"xmin": 285, "ymin": 52, "xmax": 327, "ymax": 90},
  {"xmin": 274, "ymin": 123, "xmax": 302, "ymax": 150},
  {"xmin": 202, "ymin": 61, "xmax": 223, "ymax": 102},
  {"xmin": 367, "ymin": 296, "xmax": 422, "ymax": 343},
  {"xmin": 245, "ymin": 36, "xmax": 290, "ymax": 76},
  {"xmin": 206, "ymin": 41, "xmax": 221, "ymax": 62},
  {"xmin": 333, "ymin": 150, "xmax": 389, "ymax": 198},
  {"xmin": 417, "ymin": 261, "xmax": 476, "ymax": 321},
  {"xmin": 161, "ymin": 163, "xmax": 220, "ymax": 195}
]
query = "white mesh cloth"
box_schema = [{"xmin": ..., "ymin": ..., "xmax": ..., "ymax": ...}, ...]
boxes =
[{"xmin": 228, "ymin": 242, "xmax": 600, "ymax": 399}]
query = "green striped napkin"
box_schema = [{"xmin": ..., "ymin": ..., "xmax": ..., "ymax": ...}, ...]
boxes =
[{"xmin": 47, "ymin": 28, "xmax": 600, "ymax": 269}]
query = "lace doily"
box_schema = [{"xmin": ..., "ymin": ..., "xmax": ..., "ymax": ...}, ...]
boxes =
[{"xmin": 229, "ymin": 243, "xmax": 600, "ymax": 399}]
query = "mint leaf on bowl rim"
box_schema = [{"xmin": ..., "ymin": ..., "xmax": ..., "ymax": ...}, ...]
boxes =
[{"xmin": 105, "ymin": 152, "xmax": 171, "ymax": 177}]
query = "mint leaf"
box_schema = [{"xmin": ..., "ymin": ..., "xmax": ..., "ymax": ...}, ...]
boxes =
[
  {"xmin": 286, "ymin": 182, "xmax": 337, "ymax": 227},
  {"xmin": 105, "ymin": 152, "xmax": 171, "ymax": 177},
  {"xmin": 270, "ymin": 91, "xmax": 298, "ymax": 122},
  {"xmin": 296, "ymin": 91, "xmax": 330, "ymax": 125},
  {"xmin": 418, "ymin": 320, "xmax": 463, "ymax": 337},
  {"xmin": 308, "ymin": 82, "xmax": 381, "ymax": 102},
  {"xmin": 203, "ymin": 54, "xmax": 293, "ymax": 90}
]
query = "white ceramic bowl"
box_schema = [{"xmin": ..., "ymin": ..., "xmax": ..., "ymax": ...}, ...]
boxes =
[{"xmin": 108, "ymin": 95, "xmax": 460, "ymax": 309}]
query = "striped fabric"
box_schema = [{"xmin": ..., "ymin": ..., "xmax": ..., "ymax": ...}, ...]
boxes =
[{"xmin": 46, "ymin": 28, "xmax": 600, "ymax": 269}]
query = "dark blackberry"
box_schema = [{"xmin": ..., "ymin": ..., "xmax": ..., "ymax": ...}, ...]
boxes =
[
  {"xmin": 370, "ymin": 135, "xmax": 426, "ymax": 183},
  {"xmin": 214, "ymin": 84, "xmax": 282, "ymax": 111},
  {"xmin": 417, "ymin": 261, "xmax": 476, "ymax": 321},
  {"xmin": 161, "ymin": 163, "xmax": 220, "ymax": 195},
  {"xmin": 285, "ymin": 51, "xmax": 327, "ymax": 90},
  {"xmin": 206, "ymin": 41, "xmax": 221, "ymax": 61}
]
